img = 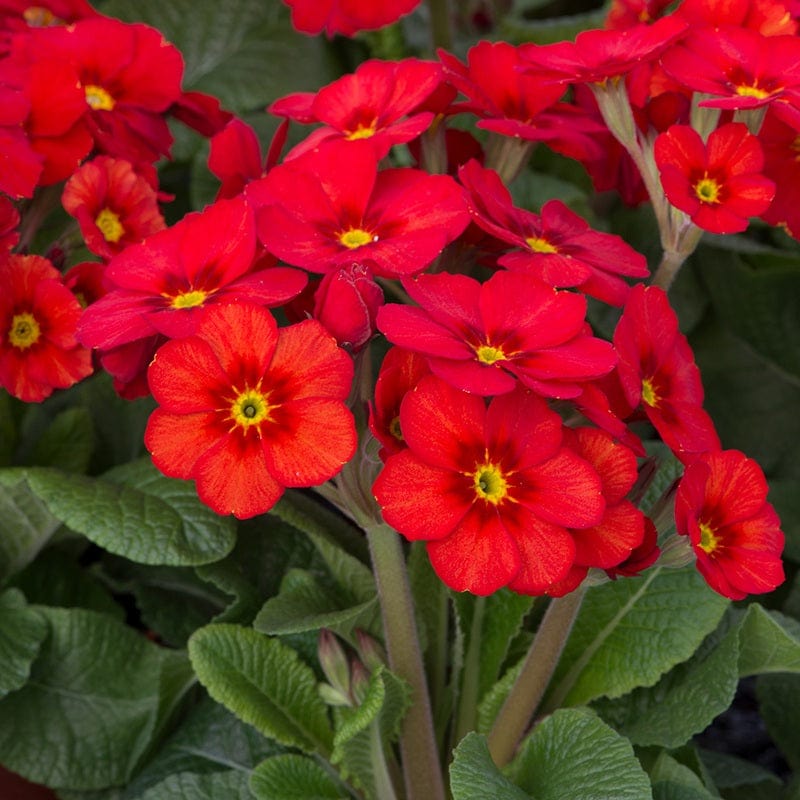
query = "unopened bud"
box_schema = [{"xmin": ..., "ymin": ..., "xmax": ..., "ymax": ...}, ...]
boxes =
[
  {"xmin": 318, "ymin": 629, "xmax": 351, "ymax": 701},
  {"xmin": 355, "ymin": 629, "xmax": 387, "ymax": 672},
  {"xmin": 351, "ymin": 659, "xmax": 371, "ymax": 705}
]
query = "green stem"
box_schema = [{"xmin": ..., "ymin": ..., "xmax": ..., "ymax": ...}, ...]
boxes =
[
  {"xmin": 454, "ymin": 595, "xmax": 486, "ymax": 743},
  {"xmin": 369, "ymin": 721, "xmax": 400, "ymax": 800},
  {"xmin": 427, "ymin": 0, "xmax": 452, "ymax": 52},
  {"xmin": 366, "ymin": 523, "xmax": 446, "ymax": 800},
  {"xmin": 487, "ymin": 587, "xmax": 586, "ymax": 768}
]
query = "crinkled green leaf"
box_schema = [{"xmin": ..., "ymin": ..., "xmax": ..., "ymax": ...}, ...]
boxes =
[
  {"xmin": 25, "ymin": 459, "xmax": 236, "ymax": 566},
  {"xmin": 137, "ymin": 770, "xmax": 253, "ymax": 799},
  {"xmin": 31, "ymin": 407, "xmax": 93, "ymax": 473},
  {"xmin": 254, "ymin": 568, "xmax": 378, "ymax": 637},
  {"xmin": 123, "ymin": 696, "xmax": 282, "ymax": 799},
  {"xmin": 102, "ymin": 0, "xmax": 338, "ymax": 113},
  {"xmin": 449, "ymin": 733, "xmax": 530, "ymax": 800},
  {"xmin": 545, "ymin": 567, "xmax": 729, "ymax": 708},
  {"xmin": 0, "ymin": 468, "xmax": 61, "ymax": 582},
  {"xmin": 737, "ymin": 605, "xmax": 800, "ymax": 676},
  {"xmin": 333, "ymin": 665, "xmax": 410, "ymax": 749},
  {"xmin": 12, "ymin": 549, "xmax": 124, "ymax": 621},
  {"xmin": 250, "ymin": 755, "xmax": 347, "ymax": 800},
  {"xmin": 507, "ymin": 707, "xmax": 652, "ymax": 800},
  {"xmin": 188, "ymin": 624, "xmax": 333, "ymax": 755},
  {"xmin": 0, "ymin": 606, "xmax": 194, "ymax": 790},
  {"xmin": 648, "ymin": 751, "xmax": 716, "ymax": 800},
  {"xmin": 593, "ymin": 613, "xmax": 740, "ymax": 748},
  {"xmin": 0, "ymin": 588, "xmax": 47, "ymax": 698}
]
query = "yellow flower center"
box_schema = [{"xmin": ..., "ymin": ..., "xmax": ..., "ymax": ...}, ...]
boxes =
[
  {"xmin": 475, "ymin": 344, "xmax": 506, "ymax": 365},
  {"xmin": 526, "ymin": 236, "xmax": 558, "ymax": 254},
  {"xmin": 339, "ymin": 228, "xmax": 375, "ymax": 249},
  {"xmin": 735, "ymin": 83, "xmax": 771, "ymax": 100},
  {"xmin": 473, "ymin": 463, "xmax": 508, "ymax": 505},
  {"xmin": 698, "ymin": 521, "xmax": 721, "ymax": 554},
  {"xmin": 84, "ymin": 84, "xmax": 115, "ymax": 111},
  {"xmin": 95, "ymin": 207, "xmax": 125, "ymax": 243},
  {"xmin": 170, "ymin": 289, "xmax": 208, "ymax": 310},
  {"xmin": 346, "ymin": 120, "xmax": 378, "ymax": 140},
  {"xmin": 23, "ymin": 6, "xmax": 57, "ymax": 25},
  {"xmin": 230, "ymin": 389, "xmax": 272, "ymax": 428},
  {"xmin": 8, "ymin": 312, "xmax": 41, "ymax": 349},
  {"xmin": 694, "ymin": 175, "xmax": 721, "ymax": 204},
  {"xmin": 641, "ymin": 377, "xmax": 658, "ymax": 407}
]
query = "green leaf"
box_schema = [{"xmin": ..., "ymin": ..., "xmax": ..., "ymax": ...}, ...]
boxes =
[
  {"xmin": 500, "ymin": 7, "xmax": 608, "ymax": 46},
  {"xmin": 0, "ymin": 588, "xmax": 47, "ymax": 697},
  {"xmin": 250, "ymin": 755, "xmax": 347, "ymax": 800},
  {"xmin": 692, "ymin": 315, "xmax": 800, "ymax": 479},
  {"xmin": 757, "ymin": 673, "xmax": 800, "ymax": 773},
  {"xmin": 28, "ymin": 407, "xmax": 93, "ymax": 473},
  {"xmin": 477, "ymin": 590, "xmax": 534, "ymax": 701},
  {"xmin": 546, "ymin": 567, "xmax": 729, "ymax": 708},
  {"xmin": 449, "ymin": 733, "xmax": 530, "ymax": 800},
  {"xmin": 102, "ymin": 0, "xmax": 338, "ymax": 113},
  {"xmin": 593, "ymin": 613, "xmax": 740, "ymax": 748},
  {"xmin": 270, "ymin": 493, "xmax": 374, "ymax": 603},
  {"xmin": 699, "ymin": 250, "xmax": 800, "ymax": 381},
  {"xmin": 25, "ymin": 459, "xmax": 236, "ymax": 566},
  {"xmin": 12, "ymin": 549, "xmax": 124, "ymax": 620},
  {"xmin": 0, "ymin": 468, "xmax": 61, "ymax": 582},
  {"xmin": 648, "ymin": 751, "xmax": 717, "ymax": 800},
  {"xmin": 75, "ymin": 373, "xmax": 155, "ymax": 474},
  {"xmin": 737, "ymin": 605, "xmax": 800, "ymax": 676},
  {"xmin": 123, "ymin": 695, "xmax": 282, "ymax": 798},
  {"xmin": 188, "ymin": 624, "xmax": 333, "ymax": 756},
  {"xmin": 23, "ymin": 406, "xmax": 93, "ymax": 473},
  {"xmin": 0, "ymin": 606, "xmax": 194, "ymax": 790},
  {"xmin": 507, "ymin": 707, "xmax": 652, "ymax": 800},
  {"xmin": 697, "ymin": 749, "xmax": 782, "ymax": 791},
  {"xmin": 476, "ymin": 657, "xmax": 525, "ymax": 735},
  {"xmin": 335, "ymin": 665, "xmax": 410, "ymax": 748},
  {"xmin": 196, "ymin": 515, "xmax": 322, "ymax": 629},
  {"xmin": 253, "ymin": 568, "xmax": 378, "ymax": 637},
  {"xmin": 118, "ymin": 563, "xmax": 233, "ymax": 647},
  {"xmin": 137, "ymin": 770, "xmax": 253, "ymax": 799}
]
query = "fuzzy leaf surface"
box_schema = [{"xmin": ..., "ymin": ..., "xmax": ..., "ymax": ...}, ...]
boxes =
[
  {"xmin": 188, "ymin": 624, "xmax": 333, "ymax": 755},
  {"xmin": 25, "ymin": 459, "xmax": 236, "ymax": 566}
]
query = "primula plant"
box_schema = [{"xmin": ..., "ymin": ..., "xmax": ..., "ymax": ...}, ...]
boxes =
[{"xmin": 3, "ymin": 0, "xmax": 800, "ymax": 798}]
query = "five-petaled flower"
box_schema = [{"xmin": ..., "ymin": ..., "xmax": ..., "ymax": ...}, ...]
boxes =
[
  {"xmin": 377, "ymin": 270, "xmax": 617, "ymax": 397},
  {"xmin": 654, "ymin": 122, "xmax": 775, "ymax": 234},
  {"xmin": 0, "ymin": 253, "xmax": 92, "ymax": 402},
  {"xmin": 145, "ymin": 302, "xmax": 357, "ymax": 519},
  {"xmin": 373, "ymin": 376, "xmax": 605, "ymax": 595},
  {"xmin": 675, "ymin": 449, "xmax": 784, "ymax": 599}
]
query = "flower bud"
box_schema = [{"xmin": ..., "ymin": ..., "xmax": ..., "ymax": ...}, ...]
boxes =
[
  {"xmin": 313, "ymin": 262, "xmax": 384, "ymax": 352},
  {"xmin": 355, "ymin": 629, "xmax": 387, "ymax": 672},
  {"xmin": 318, "ymin": 629, "xmax": 352, "ymax": 705}
]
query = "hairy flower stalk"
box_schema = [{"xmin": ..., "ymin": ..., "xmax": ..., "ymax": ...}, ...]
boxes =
[
  {"xmin": 487, "ymin": 587, "xmax": 586, "ymax": 767},
  {"xmin": 365, "ymin": 523, "xmax": 446, "ymax": 800}
]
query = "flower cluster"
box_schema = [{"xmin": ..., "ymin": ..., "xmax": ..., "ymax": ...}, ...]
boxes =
[{"xmin": 2, "ymin": 0, "xmax": 787, "ymax": 601}]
